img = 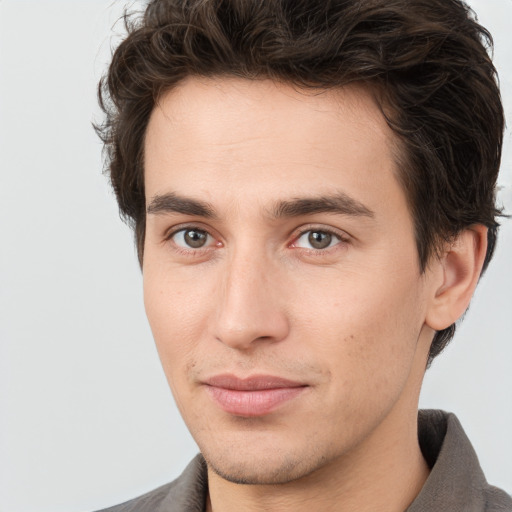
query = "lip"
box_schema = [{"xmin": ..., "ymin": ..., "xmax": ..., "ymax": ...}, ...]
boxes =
[{"xmin": 202, "ymin": 374, "xmax": 308, "ymax": 417}]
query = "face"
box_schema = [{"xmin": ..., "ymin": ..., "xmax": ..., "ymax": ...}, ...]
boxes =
[{"xmin": 143, "ymin": 78, "xmax": 435, "ymax": 485}]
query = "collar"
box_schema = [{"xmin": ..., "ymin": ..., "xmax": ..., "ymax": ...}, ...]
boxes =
[{"xmin": 155, "ymin": 410, "xmax": 511, "ymax": 512}]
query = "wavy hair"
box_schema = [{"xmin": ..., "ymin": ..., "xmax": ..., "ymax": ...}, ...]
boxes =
[{"xmin": 97, "ymin": 0, "xmax": 504, "ymax": 363}]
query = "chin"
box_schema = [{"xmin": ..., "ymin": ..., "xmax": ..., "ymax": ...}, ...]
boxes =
[
  {"xmin": 207, "ymin": 457, "xmax": 310, "ymax": 485},
  {"xmin": 202, "ymin": 442, "xmax": 332, "ymax": 486}
]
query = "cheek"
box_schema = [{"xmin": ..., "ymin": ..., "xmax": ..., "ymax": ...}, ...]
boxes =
[
  {"xmin": 143, "ymin": 266, "xmax": 213, "ymax": 387},
  {"xmin": 292, "ymin": 265, "xmax": 425, "ymax": 392}
]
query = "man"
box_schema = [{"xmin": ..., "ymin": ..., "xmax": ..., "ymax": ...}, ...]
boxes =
[{"xmin": 96, "ymin": 0, "xmax": 511, "ymax": 510}]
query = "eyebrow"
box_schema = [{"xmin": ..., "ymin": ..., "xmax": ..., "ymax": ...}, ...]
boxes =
[
  {"xmin": 147, "ymin": 192, "xmax": 217, "ymax": 218},
  {"xmin": 146, "ymin": 191, "xmax": 375, "ymax": 220},
  {"xmin": 271, "ymin": 193, "xmax": 375, "ymax": 219}
]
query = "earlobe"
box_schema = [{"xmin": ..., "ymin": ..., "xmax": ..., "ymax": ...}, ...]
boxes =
[{"xmin": 425, "ymin": 225, "xmax": 488, "ymax": 331}]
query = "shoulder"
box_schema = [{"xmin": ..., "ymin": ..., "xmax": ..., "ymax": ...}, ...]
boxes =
[
  {"xmin": 483, "ymin": 486, "xmax": 512, "ymax": 512},
  {"xmin": 410, "ymin": 410, "xmax": 512, "ymax": 512},
  {"xmin": 96, "ymin": 454, "xmax": 208, "ymax": 512},
  {"xmin": 98, "ymin": 481, "xmax": 175, "ymax": 512}
]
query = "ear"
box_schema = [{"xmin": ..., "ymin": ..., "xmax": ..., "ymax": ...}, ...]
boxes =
[{"xmin": 425, "ymin": 225, "xmax": 488, "ymax": 331}]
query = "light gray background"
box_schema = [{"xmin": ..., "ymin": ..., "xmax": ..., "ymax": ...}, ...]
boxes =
[{"xmin": 0, "ymin": 1, "xmax": 510, "ymax": 511}]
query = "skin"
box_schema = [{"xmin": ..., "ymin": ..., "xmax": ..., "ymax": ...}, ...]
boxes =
[{"xmin": 142, "ymin": 77, "xmax": 487, "ymax": 512}]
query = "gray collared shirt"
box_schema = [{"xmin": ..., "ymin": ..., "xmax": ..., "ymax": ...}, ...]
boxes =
[{"xmin": 99, "ymin": 410, "xmax": 512, "ymax": 511}]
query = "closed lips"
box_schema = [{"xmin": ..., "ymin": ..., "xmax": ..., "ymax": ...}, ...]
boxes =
[{"xmin": 203, "ymin": 374, "xmax": 308, "ymax": 417}]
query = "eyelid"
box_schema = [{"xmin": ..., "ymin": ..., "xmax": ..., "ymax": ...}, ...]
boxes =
[
  {"xmin": 161, "ymin": 222, "xmax": 350, "ymax": 253},
  {"xmin": 164, "ymin": 223, "xmax": 223, "ymax": 252},
  {"xmin": 164, "ymin": 222, "xmax": 216, "ymax": 240},
  {"xmin": 288, "ymin": 225, "xmax": 351, "ymax": 250}
]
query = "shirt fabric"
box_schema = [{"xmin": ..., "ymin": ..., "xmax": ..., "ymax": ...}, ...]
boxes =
[{"xmin": 98, "ymin": 410, "xmax": 512, "ymax": 511}]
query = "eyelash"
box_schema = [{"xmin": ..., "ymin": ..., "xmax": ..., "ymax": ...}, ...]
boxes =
[
  {"xmin": 289, "ymin": 227, "xmax": 349, "ymax": 254},
  {"xmin": 164, "ymin": 224, "xmax": 220, "ymax": 256},
  {"xmin": 164, "ymin": 224, "xmax": 350, "ymax": 256}
]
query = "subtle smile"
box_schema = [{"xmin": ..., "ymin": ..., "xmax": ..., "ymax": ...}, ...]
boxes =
[{"xmin": 203, "ymin": 375, "xmax": 308, "ymax": 417}]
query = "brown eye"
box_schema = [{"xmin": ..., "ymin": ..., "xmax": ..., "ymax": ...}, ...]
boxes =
[
  {"xmin": 308, "ymin": 231, "xmax": 332, "ymax": 249},
  {"xmin": 185, "ymin": 230, "xmax": 208, "ymax": 248},
  {"xmin": 172, "ymin": 228, "xmax": 211, "ymax": 249},
  {"xmin": 293, "ymin": 229, "xmax": 342, "ymax": 250}
]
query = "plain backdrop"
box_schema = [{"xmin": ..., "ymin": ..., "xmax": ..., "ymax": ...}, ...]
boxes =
[{"xmin": 0, "ymin": 1, "xmax": 511, "ymax": 511}]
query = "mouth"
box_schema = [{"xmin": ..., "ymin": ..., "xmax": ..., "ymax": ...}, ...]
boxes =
[{"xmin": 202, "ymin": 374, "xmax": 308, "ymax": 417}]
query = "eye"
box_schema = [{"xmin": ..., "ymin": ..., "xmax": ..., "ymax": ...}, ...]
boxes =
[
  {"xmin": 292, "ymin": 229, "xmax": 344, "ymax": 250},
  {"xmin": 171, "ymin": 228, "xmax": 213, "ymax": 249}
]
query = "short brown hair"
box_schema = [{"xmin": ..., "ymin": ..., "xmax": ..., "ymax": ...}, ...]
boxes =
[{"xmin": 97, "ymin": 0, "xmax": 504, "ymax": 363}]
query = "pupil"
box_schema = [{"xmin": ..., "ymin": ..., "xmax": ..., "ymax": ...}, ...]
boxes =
[
  {"xmin": 184, "ymin": 230, "xmax": 207, "ymax": 248},
  {"xmin": 308, "ymin": 231, "xmax": 331, "ymax": 249}
]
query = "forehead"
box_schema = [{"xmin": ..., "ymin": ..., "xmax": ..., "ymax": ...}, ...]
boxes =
[{"xmin": 144, "ymin": 77, "xmax": 404, "ymax": 219}]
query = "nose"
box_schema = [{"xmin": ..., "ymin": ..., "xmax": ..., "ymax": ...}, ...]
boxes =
[{"xmin": 212, "ymin": 247, "xmax": 290, "ymax": 351}]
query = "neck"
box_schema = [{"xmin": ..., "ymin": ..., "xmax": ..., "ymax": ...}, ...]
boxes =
[{"xmin": 206, "ymin": 403, "xmax": 430, "ymax": 512}]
